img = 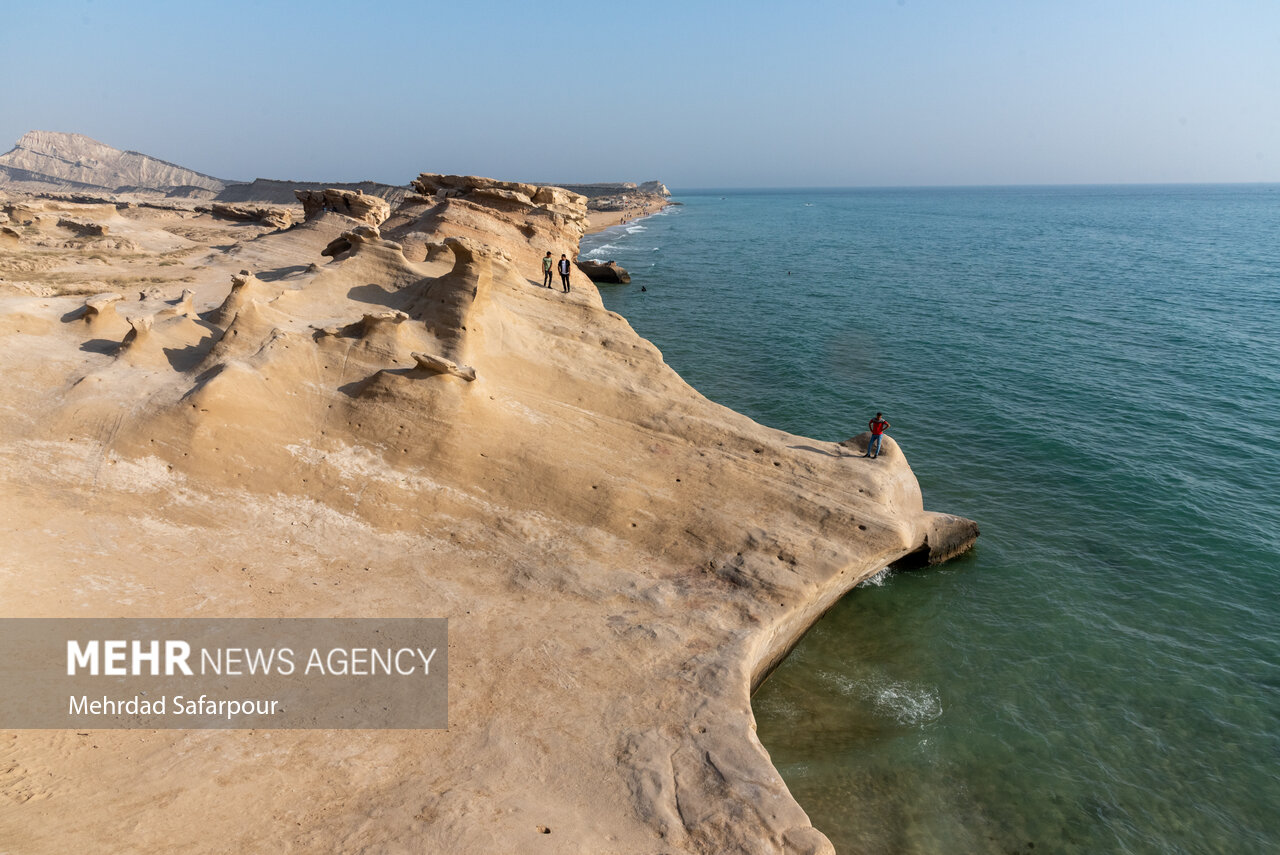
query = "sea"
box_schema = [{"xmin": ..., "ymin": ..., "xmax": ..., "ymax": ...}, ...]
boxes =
[{"xmin": 581, "ymin": 185, "xmax": 1280, "ymax": 855}]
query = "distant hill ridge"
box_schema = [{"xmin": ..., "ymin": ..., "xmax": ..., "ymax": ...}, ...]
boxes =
[
  {"xmin": 0, "ymin": 130, "xmax": 666, "ymax": 206},
  {"xmin": 0, "ymin": 130, "xmax": 227, "ymax": 196},
  {"xmin": 541, "ymin": 180, "xmax": 670, "ymax": 199},
  {"xmin": 216, "ymin": 178, "xmax": 409, "ymax": 206}
]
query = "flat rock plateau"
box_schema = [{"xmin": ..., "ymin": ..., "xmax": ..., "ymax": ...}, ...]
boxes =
[{"xmin": 0, "ymin": 166, "xmax": 976, "ymax": 853}]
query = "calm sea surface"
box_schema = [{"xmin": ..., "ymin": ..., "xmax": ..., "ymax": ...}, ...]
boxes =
[{"xmin": 583, "ymin": 186, "xmax": 1280, "ymax": 854}]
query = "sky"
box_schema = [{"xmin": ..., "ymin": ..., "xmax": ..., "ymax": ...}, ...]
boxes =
[{"xmin": 2, "ymin": 0, "xmax": 1278, "ymax": 188}]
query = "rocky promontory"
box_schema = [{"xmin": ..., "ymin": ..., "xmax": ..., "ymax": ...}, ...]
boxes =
[{"xmin": 0, "ymin": 166, "xmax": 974, "ymax": 854}]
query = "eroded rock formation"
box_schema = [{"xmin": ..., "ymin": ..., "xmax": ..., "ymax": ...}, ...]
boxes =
[
  {"xmin": 295, "ymin": 187, "xmax": 392, "ymax": 226},
  {"xmin": 577, "ymin": 259, "xmax": 631, "ymax": 284},
  {"xmin": 207, "ymin": 202, "xmax": 293, "ymax": 229},
  {"xmin": 0, "ymin": 169, "xmax": 975, "ymax": 855}
]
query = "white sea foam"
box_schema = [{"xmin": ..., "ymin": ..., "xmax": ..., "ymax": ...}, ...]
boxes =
[
  {"xmin": 581, "ymin": 243, "xmax": 623, "ymax": 260},
  {"xmin": 871, "ymin": 681, "xmax": 942, "ymax": 726},
  {"xmin": 625, "ymin": 225, "xmax": 647, "ymax": 233},
  {"xmin": 857, "ymin": 567, "xmax": 893, "ymax": 588},
  {"xmin": 822, "ymin": 670, "xmax": 943, "ymax": 727}
]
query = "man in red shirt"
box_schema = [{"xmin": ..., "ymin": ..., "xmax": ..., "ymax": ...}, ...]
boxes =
[{"xmin": 866, "ymin": 412, "xmax": 890, "ymax": 458}]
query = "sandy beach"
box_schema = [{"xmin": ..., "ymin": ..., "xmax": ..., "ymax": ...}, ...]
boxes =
[{"xmin": 585, "ymin": 198, "xmax": 671, "ymax": 234}]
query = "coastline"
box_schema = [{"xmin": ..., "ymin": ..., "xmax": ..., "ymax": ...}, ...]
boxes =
[
  {"xmin": 584, "ymin": 198, "xmax": 671, "ymax": 234},
  {"xmin": 0, "ymin": 181, "xmax": 975, "ymax": 854}
]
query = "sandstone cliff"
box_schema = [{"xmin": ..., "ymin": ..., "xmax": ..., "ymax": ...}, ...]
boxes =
[{"xmin": 0, "ymin": 174, "xmax": 974, "ymax": 854}]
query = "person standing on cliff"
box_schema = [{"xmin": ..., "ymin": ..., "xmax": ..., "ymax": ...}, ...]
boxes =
[
  {"xmin": 542, "ymin": 251, "xmax": 554, "ymax": 287},
  {"xmin": 558, "ymin": 254, "xmax": 572, "ymax": 293},
  {"xmin": 866, "ymin": 413, "xmax": 890, "ymax": 458}
]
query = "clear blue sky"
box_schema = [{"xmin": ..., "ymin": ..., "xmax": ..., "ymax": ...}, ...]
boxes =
[{"xmin": 3, "ymin": 0, "xmax": 1278, "ymax": 188}]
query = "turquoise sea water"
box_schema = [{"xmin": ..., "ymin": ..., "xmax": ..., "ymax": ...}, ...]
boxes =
[{"xmin": 582, "ymin": 186, "xmax": 1280, "ymax": 854}]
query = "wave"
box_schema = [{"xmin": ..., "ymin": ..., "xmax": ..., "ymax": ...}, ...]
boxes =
[
  {"xmin": 857, "ymin": 567, "xmax": 893, "ymax": 588},
  {"xmin": 820, "ymin": 669, "xmax": 943, "ymax": 727},
  {"xmin": 580, "ymin": 243, "xmax": 622, "ymax": 260}
]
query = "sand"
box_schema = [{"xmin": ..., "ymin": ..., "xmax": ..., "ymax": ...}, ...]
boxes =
[
  {"xmin": 585, "ymin": 199, "xmax": 671, "ymax": 234},
  {"xmin": 0, "ymin": 181, "xmax": 975, "ymax": 854}
]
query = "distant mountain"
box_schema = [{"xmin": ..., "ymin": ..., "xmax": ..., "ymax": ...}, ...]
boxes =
[
  {"xmin": 0, "ymin": 130, "xmax": 663, "ymax": 208},
  {"xmin": 0, "ymin": 130, "xmax": 229, "ymax": 197}
]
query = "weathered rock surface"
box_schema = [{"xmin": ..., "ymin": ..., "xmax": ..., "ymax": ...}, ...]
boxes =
[
  {"xmin": 295, "ymin": 188, "xmax": 392, "ymax": 226},
  {"xmin": 0, "ymin": 130, "xmax": 227, "ymax": 194},
  {"xmin": 577, "ymin": 259, "xmax": 631, "ymax": 283},
  {"xmin": 412, "ymin": 350, "xmax": 477, "ymax": 381},
  {"xmin": 217, "ymin": 178, "xmax": 407, "ymax": 206},
  {"xmin": 320, "ymin": 224, "xmax": 388, "ymax": 258},
  {"xmin": 0, "ymin": 168, "xmax": 976, "ymax": 855},
  {"xmin": 206, "ymin": 202, "xmax": 293, "ymax": 229},
  {"xmin": 55, "ymin": 217, "xmax": 108, "ymax": 237},
  {"xmin": 637, "ymin": 180, "xmax": 671, "ymax": 196}
]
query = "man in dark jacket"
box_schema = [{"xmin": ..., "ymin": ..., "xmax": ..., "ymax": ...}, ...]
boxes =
[{"xmin": 558, "ymin": 254, "xmax": 572, "ymax": 292}]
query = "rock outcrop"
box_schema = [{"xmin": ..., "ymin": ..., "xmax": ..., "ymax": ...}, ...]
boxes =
[
  {"xmin": 577, "ymin": 259, "xmax": 631, "ymax": 283},
  {"xmin": 394, "ymin": 173, "xmax": 592, "ymax": 249},
  {"xmin": 216, "ymin": 178, "xmax": 407, "ymax": 206},
  {"xmin": 206, "ymin": 202, "xmax": 293, "ymax": 229},
  {"xmin": 295, "ymin": 188, "xmax": 392, "ymax": 226},
  {"xmin": 637, "ymin": 180, "xmax": 671, "ymax": 196},
  {"xmin": 320, "ymin": 224, "xmax": 387, "ymax": 258},
  {"xmin": 56, "ymin": 218, "xmax": 109, "ymax": 237}
]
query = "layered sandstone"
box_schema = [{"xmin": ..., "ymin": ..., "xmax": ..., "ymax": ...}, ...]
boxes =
[
  {"xmin": 0, "ymin": 174, "xmax": 974, "ymax": 854},
  {"xmin": 206, "ymin": 202, "xmax": 293, "ymax": 229},
  {"xmin": 0, "ymin": 131, "xmax": 226, "ymax": 195},
  {"xmin": 295, "ymin": 187, "xmax": 392, "ymax": 226}
]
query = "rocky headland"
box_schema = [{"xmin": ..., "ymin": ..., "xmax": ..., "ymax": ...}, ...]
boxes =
[{"xmin": 0, "ymin": 157, "xmax": 975, "ymax": 853}]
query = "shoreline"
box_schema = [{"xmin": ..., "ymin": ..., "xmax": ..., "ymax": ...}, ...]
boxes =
[
  {"xmin": 0, "ymin": 183, "xmax": 976, "ymax": 854},
  {"xmin": 584, "ymin": 197, "xmax": 671, "ymax": 234}
]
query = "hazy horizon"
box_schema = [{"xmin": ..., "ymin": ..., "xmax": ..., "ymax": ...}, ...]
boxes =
[{"xmin": 4, "ymin": 0, "xmax": 1279, "ymax": 189}]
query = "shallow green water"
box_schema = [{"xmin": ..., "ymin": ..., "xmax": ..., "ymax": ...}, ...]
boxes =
[{"xmin": 586, "ymin": 186, "xmax": 1280, "ymax": 854}]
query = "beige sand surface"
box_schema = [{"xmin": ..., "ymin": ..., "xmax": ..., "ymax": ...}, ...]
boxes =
[
  {"xmin": 0, "ymin": 180, "xmax": 974, "ymax": 854},
  {"xmin": 586, "ymin": 199, "xmax": 670, "ymax": 234}
]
